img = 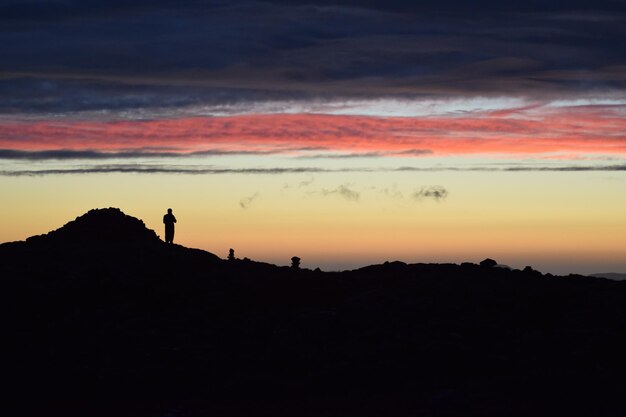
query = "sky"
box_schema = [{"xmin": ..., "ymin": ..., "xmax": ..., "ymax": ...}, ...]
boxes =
[{"xmin": 1, "ymin": 0, "xmax": 626, "ymax": 274}]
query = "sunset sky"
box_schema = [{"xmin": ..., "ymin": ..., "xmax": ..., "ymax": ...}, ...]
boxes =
[{"xmin": 2, "ymin": 0, "xmax": 626, "ymax": 274}]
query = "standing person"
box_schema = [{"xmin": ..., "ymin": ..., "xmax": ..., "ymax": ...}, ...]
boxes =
[{"xmin": 163, "ymin": 208, "xmax": 177, "ymax": 244}]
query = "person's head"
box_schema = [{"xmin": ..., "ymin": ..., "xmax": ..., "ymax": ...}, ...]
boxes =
[{"xmin": 167, "ymin": 208, "xmax": 172, "ymax": 214}]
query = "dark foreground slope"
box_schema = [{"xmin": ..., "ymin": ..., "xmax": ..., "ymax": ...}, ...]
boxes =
[{"xmin": 2, "ymin": 208, "xmax": 626, "ymax": 417}]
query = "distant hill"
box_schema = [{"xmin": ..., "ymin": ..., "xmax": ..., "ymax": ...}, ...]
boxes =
[
  {"xmin": 590, "ymin": 272, "xmax": 626, "ymax": 281},
  {"xmin": 2, "ymin": 208, "xmax": 626, "ymax": 417}
]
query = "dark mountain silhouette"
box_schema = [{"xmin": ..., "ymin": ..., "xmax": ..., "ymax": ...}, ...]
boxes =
[{"xmin": 2, "ymin": 208, "xmax": 626, "ymax": 417}]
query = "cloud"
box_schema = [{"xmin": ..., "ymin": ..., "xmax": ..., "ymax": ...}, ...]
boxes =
[
  {"xmin": 0, "ymin": 143, "xmax": 437, "ymax": 163},
  {"xmin": 298, "ymin": 152, "xmax": 385, "ymax": 159},
  {"xmin": 0, "ymin": 165, "xmax": 337, "ymax": 176},
  {"xmin": 299, "ymin": 149, "xmax": 433, "ymax": 158},
  {"xmin": 1, "ymin": 0, "xmax": 625, "ymax": 118},
  {"xmin": 318, "ymin": 184, "xmax": 360, "ymax": 201},
  {"xmin": 282, "ymin": 176, "xmax": 315, "ymax": 190},
  {"xmin": 0, "ymin": 148, "xmax": 286, "ymax": 160},
  {"xmin": 3, "ymin": 163, "xmax": 626, "ymax": 176},
  {"xmin": 239, "ymin": 193, "xmax": 260, "ymax": 210},
  {"xmin": 3, "ymin": 109, "xmax": 625, "ymax": 159},
  {"xmin": 375, "ymin": 185, "xmax": 404, "ymax": 199},
  {"xmin": 412, "ymin": 186, "xmax": 449, "ymax": 201},
  {"xmin": 393, "ymin": 149, "xmax": 434, "ymax": 156},
  {"xmin": 299, "ymin": 177, "xmax": 315, "ymax": 187}
]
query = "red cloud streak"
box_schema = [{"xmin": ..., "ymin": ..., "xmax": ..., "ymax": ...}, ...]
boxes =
[{"xmin": 1, "ymin": 108, "xmax": 626, "ymax": 156}]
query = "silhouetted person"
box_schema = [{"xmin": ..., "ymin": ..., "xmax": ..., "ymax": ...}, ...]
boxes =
[{"xmin": 163, "ymin": 208, "xmax": 177, "ymax": 244}]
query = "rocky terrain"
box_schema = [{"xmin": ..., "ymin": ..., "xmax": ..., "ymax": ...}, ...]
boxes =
[{"xmin": 2, "ymin": 208, "xmax": 626, "ymax": 417}]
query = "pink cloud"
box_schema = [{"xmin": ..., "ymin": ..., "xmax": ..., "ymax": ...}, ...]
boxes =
[{"xmin": 1, "ymin": 105, "xmax": 625, "ymax": 157}]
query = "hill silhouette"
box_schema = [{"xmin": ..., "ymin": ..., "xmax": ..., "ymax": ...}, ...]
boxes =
[
  {"xmin": 26, "ymin": 207, "xmax": 161, "ymax": 244},
  {"xmin": 2, "ymin": 208, "xmax": 626, "ymax": 417}
]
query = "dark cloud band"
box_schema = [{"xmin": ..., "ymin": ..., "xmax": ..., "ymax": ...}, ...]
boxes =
[
  {"xmin": 3, "ymin": 164, "xmax": 626, "ymax": 176},
  {"xmin": 1, "ymin": 1, "xmax": 625, "ymax": 116},
  {"xmin": 0, "ymin": 148, "xmax": 325, "ymax": 160}
]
